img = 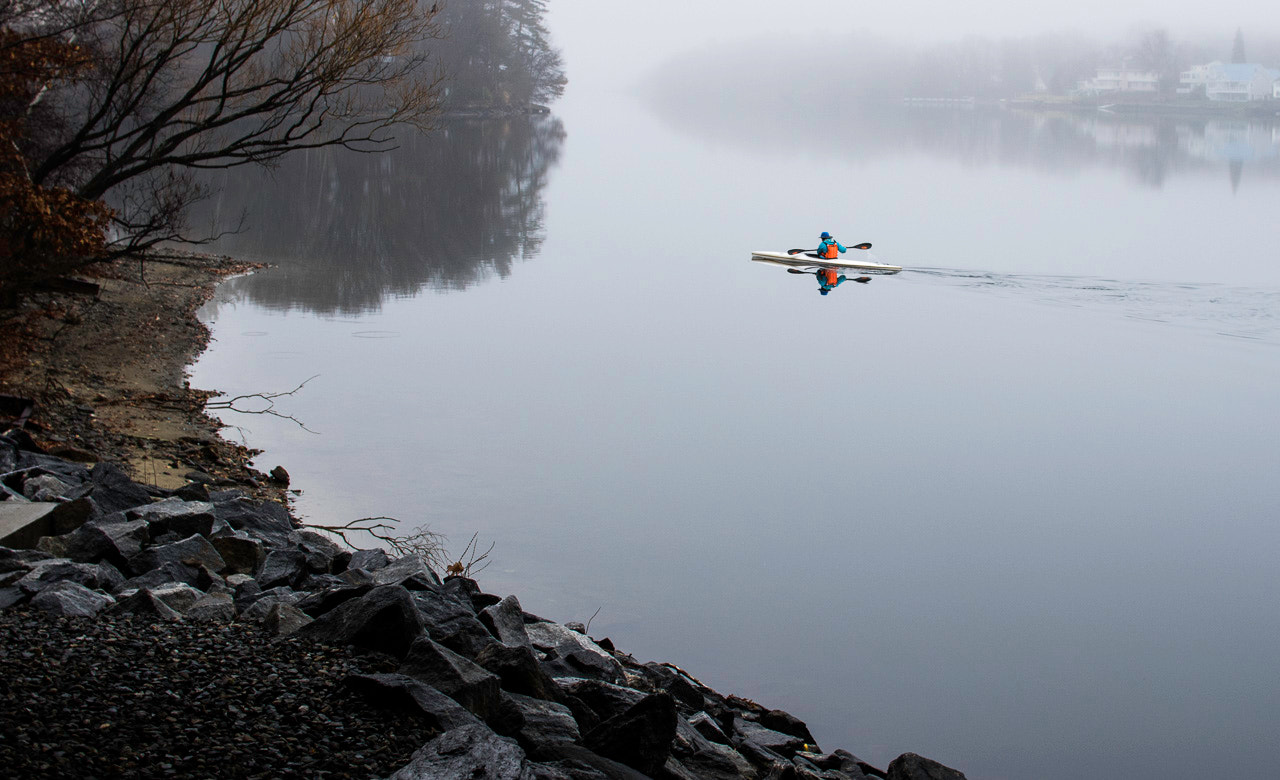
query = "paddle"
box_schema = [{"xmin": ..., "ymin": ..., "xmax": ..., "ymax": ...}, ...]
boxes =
[
  {"xmin": 787, "ymin": 242, "xmax": 871, "ymax": 255},
  {"xmin": 785, "ymin": 268, "xmax": 871, "ymax": 284}
]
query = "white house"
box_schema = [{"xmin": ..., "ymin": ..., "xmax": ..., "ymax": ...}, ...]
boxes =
[
  {"xmin": 1274, "ymin": 78, "xmax": 1280, "ymax": 99},
  {"xmin": 1078, "ymin": 66, "xmax": 1160, "ymax": 95},
  {"xmin": 1180, "ymin": 61, "xmax": 1280, "ymax": 101}
]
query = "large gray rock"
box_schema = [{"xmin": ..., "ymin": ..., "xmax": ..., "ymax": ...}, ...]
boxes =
[
  {"xmin": 388, "ymin": 724, "xmax": 533, "ymax": 780},
  {"xmin": 127, "ymin": 534, "xmax": 225, "ymax": 577},
  {"xmin": 475, "ymin": 643, "xmax": 563, "ymax": 702},
  {"xmin": 30, "ymin": 580, "xmax": 115, "ymax": 617},
  {"xmin": 526, "ymin": 621, "xmax": 624, "ymax": 684},
  {"xmin": 210, "ymin": 534, "xmax": 265, "ymax": 575},
  {"xmin": 116, "ymin": 561, "xmax": 213, "ymax": 593},
  {"xmin": 71, "ymin": 462, "xmax": 151, "ymax": 515},
  {"xmin": 480, "ymin": 594, "xmax": 532, "ymax": 647},
  {"xmin": 582, "ymin": 692, "xmax": 677, "ymax": 776},
  {"xmin": 17, "ymin": 559, "xmax": 124, "ymax": 595},
  {"xmin": 735, "ymin": 717, "xmax": 807, "ymax": 759},
  {"xmin": 344, "ymin": 673, "xmax": 483, "ymax": 732},
  {"xmin": 294, "ymin": 584, "xmax": 372, "ymax": 618},
  {"xmin": 238, "ymin": 587, "xmax": 301, "ymax": 621},
  {"xmin": 669, "ymin": 717, "xmax": 756, "ymax": 780},
  {"xmin": 255, "ymin": 549, "xmax": 309, "ymax": 589},
  {"xmin": 1, "ymin": 500, "xmax": 95, "ymax": 549},
  {"xmin": 128, "ymin": 498, "xmax": 218, "ymax": 538},
  {"xmin": 887, "ymin": 753, "xmax": 968, "ymax": 780},
  {"xmin": 643, "ymin": 662, "xmax": 707, "ymax": 712},
  {"xmin": 506, "ymin": 692, "xmax": 581, "ymax": 752},
  {"xmin": 400, "ymin": 636, "xmax": 502, "ymax": 721},
  {"xmin": 348, "ymin": 548, "xmax": 390, "ymax": 572},
  {"xmin": 262, "ymin": 602, "xmax": 313, "ymax": 636},
  {"xmin": 291, "ymin": 530, "xmax": 347, "ymax": 574},
  {"xmin": 148, "ymin": 582, "xmax": 204, "ymax": 614},
  {"xmin": 23, "ymin": 474, "xmax": 73, "ymax": 501},
  {"xmin": 410, "ymin": 588, "xmax": 496, "ymax": 658},
  {"xmin": 108, "ymin": 588, "xmax": 184, "ymax": 621},
  {"xmin": 45, "ymin": 518, "xmax": 151, "ymax": 567},
  {"xmin": 372, "ymin": 554, "xmax": 442, "ymax": 590},
  {"xmin": 211, "ymin": 495, "xmax": 294, "ymax": 547},
  {"xmin": 554, "ymin": 678, "xmax": 645, "ymax": 723},
  {"xmin": 294, "ymin": 584, "xmax": 425, "ymax": 658},
  {"xmin": 187, "ymin": 591, "xmax": 236, "ymax": 623}
]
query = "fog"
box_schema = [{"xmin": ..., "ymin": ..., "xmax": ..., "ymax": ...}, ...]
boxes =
[{"xmin": 547, "ymin": 0, "xmax": 1280, "ymax": 87}]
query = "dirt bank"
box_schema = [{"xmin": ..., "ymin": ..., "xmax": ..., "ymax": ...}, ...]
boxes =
[{"xmin": 0, "ymin": 252, "xmax": 285, "ymax": 502}]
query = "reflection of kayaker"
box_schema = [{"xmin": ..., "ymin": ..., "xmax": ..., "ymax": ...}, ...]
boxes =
[
  {"xmin": 816, "ymin": 267, "xmax": 870, "ymax": 295},
  {"xmin": 815, "ymin": 231, "xmax": 846, "ymax": 259}
]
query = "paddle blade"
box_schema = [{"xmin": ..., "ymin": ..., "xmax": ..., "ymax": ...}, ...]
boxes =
[
  {"xmin": 854, "ymin": 276, "xmax": 871, "ymax": 284},
  {"xmin": 852, "ymin": 242, "xmax": 872, "ymax": 250},
  {"xmin": 787, "ymin": 248, "xmax": 808, "ymax": 255},
  {"xmin": 786, "ymin": 268, "xmax": 809, "ymax": 274}
]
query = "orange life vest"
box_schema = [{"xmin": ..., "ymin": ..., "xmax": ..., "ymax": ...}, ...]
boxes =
[
  {"xmin": 820, "ymin": 268, "xmax": 839, "ymax": 286},
  {"xmin": 820, "ymin": 240, "xmax": 839, "ymax": 259}
]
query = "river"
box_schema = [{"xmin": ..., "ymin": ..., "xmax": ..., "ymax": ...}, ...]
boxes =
[{"xmin": 189, "ymin": 90, "xmax": 1280, "ymax": 779}]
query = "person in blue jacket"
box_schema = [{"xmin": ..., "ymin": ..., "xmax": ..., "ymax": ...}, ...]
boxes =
[
  {"xmin": 815, "ymin": 267, "xmax": 870, "ymax": 295},
  {"xmin": 815, "ymin": 231, "xmax": 846, "ymax": 259}
]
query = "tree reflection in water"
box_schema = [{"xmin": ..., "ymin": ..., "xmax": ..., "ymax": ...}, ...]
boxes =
[{"xmin": 191, "ymin": 116, "xmax": 565, "ymax": 314}]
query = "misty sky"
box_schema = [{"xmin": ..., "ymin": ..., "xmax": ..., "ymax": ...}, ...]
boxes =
[{"xmin": 548, "ymin": 0, "xmax": 1279, "ymax": 87}]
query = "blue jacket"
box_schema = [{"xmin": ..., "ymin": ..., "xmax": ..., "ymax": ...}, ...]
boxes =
[
  {"xmin": 818, "ymin": 273, "xmax": 848, "ymax": 291},
  {"xmin": 816, "ymin": 238, "xmax": 847, "ymax": 257}
]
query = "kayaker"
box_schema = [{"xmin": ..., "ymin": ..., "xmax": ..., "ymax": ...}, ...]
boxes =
[{"xmin": 816, "ymin": 231, "xmax": 846, "ymax": 259}]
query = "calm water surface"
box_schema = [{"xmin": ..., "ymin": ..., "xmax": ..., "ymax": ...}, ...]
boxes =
[{"xmin": 190, "ymin": 92, "xmax": 1280, "ymax": 779}]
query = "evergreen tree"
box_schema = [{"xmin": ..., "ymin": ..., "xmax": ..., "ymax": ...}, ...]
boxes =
[{"xmin": 1231, "ymin": 28, "xmax": 1246, "ymax": 63}]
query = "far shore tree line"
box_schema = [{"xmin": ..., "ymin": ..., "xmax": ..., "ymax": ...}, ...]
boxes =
[{"xmin": 0, "ymin": 0, "xmax": 566, "ymax": 302}]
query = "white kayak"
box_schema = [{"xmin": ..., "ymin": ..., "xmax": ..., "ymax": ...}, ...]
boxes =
[{"xmin": 750, "ymin": 250, "xmax": 902, "ymax": 275}]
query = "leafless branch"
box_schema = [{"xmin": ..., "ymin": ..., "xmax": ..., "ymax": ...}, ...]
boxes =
[{"xmin": 205, "ymin": 375, "xmax": 319, "ymax": 432}]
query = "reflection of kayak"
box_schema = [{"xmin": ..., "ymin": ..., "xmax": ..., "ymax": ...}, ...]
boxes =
[{"xmin": 750, "ymin": 250, "xmax": 902, "ymax": 275}]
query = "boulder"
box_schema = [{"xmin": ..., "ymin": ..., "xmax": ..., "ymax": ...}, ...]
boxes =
[
  {"xmin": 1, "ymin": 499, "xmax": 95, "ymax": 549},
  {"xmin": 643, "ymin": 662, "xmax": 707, "ymax": 712},
  {"xmin": 388, "ymin": 724, "xmax": 531, "ymax": 780},
  {"xmin": 344, "ymin": 673, "xmax": 482, "ymax": 731},
  {"xmin": 50, "ymin": 518, "xmax": 151, "ymax": 568},
  {"xmin": 582, "ymin": 692, "xmax": 677, "ymax": 776},
  {"xmin": 294, "ymin": 584, "xmax": 425, "ymax": 658},
  {"xmin": 238, "ymin": 587, "xmax": 301, "ymax": 621},
  {"xmin": 149, "ymin": 582, "xmax": 204, "ymax": 614},
  {"xmin": 480, "ymin": 594, "xmax": 532, "ymax": 647},
  {"xmin": 669, "ymin": 717, "xmax": 756, "ymax": 780},
  {"xmin": 210, "ymin": 534, "xmax": 266, "ymax": 575},
  {"xmin": 410, "ymin": 588, "xmax": 496, "ymax": 658},
  {"xmin": 505, "ymin": 692, "xmax": 581, "ymax": 753},
  {"xmin": 735, "ymin": 718, "xmax": 807, "ymax": 759},
  {"xmin": 0, "ymin": 586, "xmax": 25, "ymax": 609},
  {"xmin": 187, "ymin": 591, "xmax": 236, "ymax": 623},
  {"xmin": 553, "ymin": 678, "xmax": 645, "ymax": 723},
  {"xmin": 294, "ymin": 584, "xmax": 372, "ymax": 618},
  {"xmin": 212, "ymin": 495, "xmax": 294, "ymax": 547},
  {"xmin": 526, "ymin": 621, "xmax": 624, "ymax": 684},
  {"xmin": 760, "ymin": 709, "xmax": 817, "ymax": 746},
  {"xmin": 117, "ymin": 561, "xmax": 214, "ymax": 593},
  {"xmin": 127, "ymin": 534, "xmax": 225, "ymax": 578},
  {"xmin": 348, "ymin": 547, "xmax": 390, "ymax": 572},
  {"xmin": 108, "ymin": 588, "xmax": 184, "ymax": 621},
  {"xmin": 474, "ymin": 643, "xmax": 563, "ymax": 702},
  {"xmin": 400, "ymin": 636, "xmax": 502, "ymax": 721},
  {"xmin": 262, "ymin": 602, "xmax": 313, "ymax": 636},
  {"xmin": 30, "ymin": 580, "xmax": 115, "ymax": 617},
  {"xmin": 128, "ymin": 498, "xmax": 217, "ymax": 538},
  {"xmin": 73, "ymin": 462, "xmax": 151, "ymax": 515},
  {"xmin": 887, "ymin": 753, "xmax": 968, "ymax": 780},
  {"xmin": 372, "ymin": 554, "xmax": 442, "ymax": 590},
  {"xmin": 23, "ymin": 474, "xmax": 72, "ymax": 501},
  {"xmin": 17, "ymin": 559, "xmax": 124, "ymax": 595},
  {"xmin": 689, "ymin": 711, "xmax": 731, "ymax": 745},
  {"xmin": 255, "ymin": 549, "xmax": 309, "ymax": 589},
  {"xmin": 291, "ymin": 530, "xmax": 347, "ymax": 573}
]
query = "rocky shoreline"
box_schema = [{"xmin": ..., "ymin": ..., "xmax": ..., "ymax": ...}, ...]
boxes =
[{"xmin": 0, "ymin": 258, "xmax": 968, "ymax": 779}]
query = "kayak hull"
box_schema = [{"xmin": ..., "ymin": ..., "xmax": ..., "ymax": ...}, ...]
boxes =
[{"xmin": 750, "ymin": 250, "xmax": 902, "ymax": 275}]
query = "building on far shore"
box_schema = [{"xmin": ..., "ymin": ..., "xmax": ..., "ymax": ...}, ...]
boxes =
[
  {"xmin": 1179, "ymin": 61, "xmax": 1280, "ymax": 101},
  {"xmin": 1076, "ymin": 65, "xmax": 1160, "ymax": 96}
]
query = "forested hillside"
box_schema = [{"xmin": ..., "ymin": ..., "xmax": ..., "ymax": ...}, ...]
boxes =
[{"xmin": 436, "ymin": 0, "xmax": 567, "ymax": 109}]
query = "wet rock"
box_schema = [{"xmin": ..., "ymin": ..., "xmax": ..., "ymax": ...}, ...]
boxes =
[
  {"xmin": 294, "ymin": 584, "xmax": 425, "ymax": 658},
  {"xmin": 760, "ymin": 708, "xmax": 818, "ymax": 746},
  {"xmin": 239, "ymin": 587, "xmax": 301, "ymax": 621},
  {"xmin": 72, "ymin": 462, "xmax": 150, "ymax": 515},
  {"xmin": 887, "ymin": 753, "xmax": 968, "ymax": 780},
  {"xmin": 117, "ymin": 560, "xmax": 213, "ymax": 592},
  {"xmin": 388, "ymin": 724, "xmax": 530, "ymax": 780},
  {"xmin": 582, "ymin": 692, "xmax": 678, "ymax": 776},
  {"xmin": 480, "ymin": 594, "xmax": 532, "ymax": 647},
  {"xmin": 269, "ymin": 465, "xmax": 290, "ymax": 485},
  {"xmin": 670, "ymin": 717, "xmax": 756, "ymax": 780},
  {"xmin": 47, "ymin": 518, "xmax": 150, "ymax": 568},
  {"xmin": 526, "ymin": 621, "xmax": 624, "ymax": 684},
  {"xmin": 149, "ymin": 582, "xmax": 205, "ymax": 613},
  {"xmin": 644, "ymin": 662, "xmax": 707, "ymax": 712},
  {"xmin": 474, "ymin": 643, "xmax": 563, "ymax": 702},
  {"xmin": 23, "ymin": 473, "xmax": 72, "ymax": 501},
  {"xmin": 127, "ymin": 534, "xmax": 226, "ymax": 578},
  {"xmin": 689, "ymin": 711, "xmax": 731, "ymax": 745},
  {"xmin": 212, "ymin": 495, "xmax": 294, "ymax": 547},
  {"xmin": 400, "ymin": 635, "xmax": 502, "ymax": 721},
  {"xmin": 345, "ymin": 673, "xmax": 482, "ymax": 731},
  {"xmin": 30, "ymin": 580, "xmax": 115, "ymax": 617},
  {"xmin": 295, "ymin": 583, "xmax": 373, "ymax": 617},
  {"xmin": 291, "ymin": 530, "xmax": 346, "ymax": 574},
  {"xmin": 0, "ymin": 585, "xmax": 25, "ymax": 608}
]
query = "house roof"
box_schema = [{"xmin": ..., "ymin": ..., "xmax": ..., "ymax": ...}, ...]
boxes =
[{"xmin": 1215, "ymin": 63, "xmax": 1280, "ymax": 82}]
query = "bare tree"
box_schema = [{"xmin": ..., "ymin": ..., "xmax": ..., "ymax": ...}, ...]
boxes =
[{"xmin": 8, "ymin": 0, "xmax": 445, "ymax": 256}]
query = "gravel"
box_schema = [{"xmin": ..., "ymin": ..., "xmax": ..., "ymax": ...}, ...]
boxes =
[{"xmin": 0, "ymin": 609, "xmax": 433, "ymax": 779}]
